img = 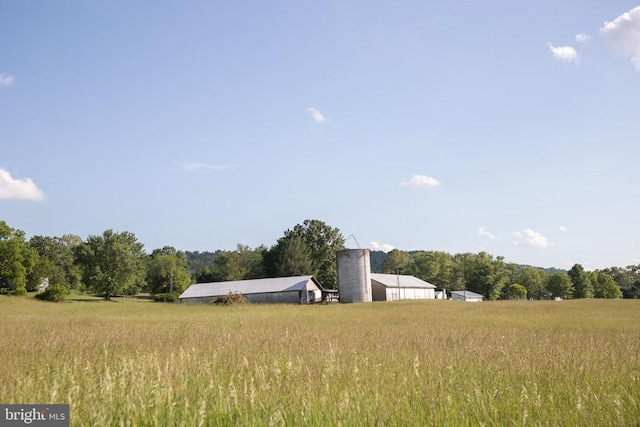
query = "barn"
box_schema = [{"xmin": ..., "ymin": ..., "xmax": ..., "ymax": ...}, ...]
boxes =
[
  {"xmin": 450, "ymin": 290, "xmax": 484, "ymax": 302},
  {"xmin": 179, "ymin": 276, "xmax": 325, "ymax": 304},
  {"xmin": 370, "ymin": 273, "xmax": 436, "ymax": 301}
]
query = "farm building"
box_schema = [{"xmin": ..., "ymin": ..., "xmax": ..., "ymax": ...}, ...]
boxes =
[
  {"xmin": 450, "ymin": 290, "xmax": 484, "ymax": 302},
  {"xmin": 179, "ymin": 276, "xmax": 325, "ymax": 304},
  {"xmin": 434, "ymin": 290, "xmax": 448, "ymax": 300},
  {"xmin": 370, "ymin": 273, "xmax": 436, "ymax": 301}
]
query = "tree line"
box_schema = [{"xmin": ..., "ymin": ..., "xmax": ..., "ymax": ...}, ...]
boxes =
[
  {"xmin": 376, "ymin": 249, "xmax": 637, "ymax": 300},
  {"xmin": 0, "ymin": 219, "xmax": 345, "ymax": 301},
  {"xmin": 1, "ymin": 219, "xmax": 637, "ymax": 301}
]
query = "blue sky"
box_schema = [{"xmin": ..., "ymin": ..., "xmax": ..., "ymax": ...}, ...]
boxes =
[{"xmin": 1, "ymin": 1, "xmax": 639, "ymax": 270}]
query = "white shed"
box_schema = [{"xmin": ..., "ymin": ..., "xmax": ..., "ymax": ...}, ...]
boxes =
[
  {"xmin": 370, "ymin": 273, "xmax": 436, "ymax": 301},
  {"xmin": 179, "ymin": 276, "xmax": 324, "ymax": 304},
  {"xmin": 434, "ymin": 290, "xmax": 448, "ymax": 300},
  {"xmin": 450, "ymin": 290, "xmax": 484, "ymax": 302}
]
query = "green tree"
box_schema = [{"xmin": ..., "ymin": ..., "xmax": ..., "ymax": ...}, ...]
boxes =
[
  {"xmin": 273, "ymin": 236, "xmax": 314, "ymax": 277},
  {"xmin": 465, "ymin": 252, "xmax": 508, "ymax": 300},
  {"xmin": 75, "ymin": 230, "xmax": 147, "ymax": 300},
  {"xmin": 568, "ymin": 264, "xmax": 593, "ymax": 298},
  {"xmin": 623, "ymin": 280, "xmax": 640, "ymax": 299},
  {"xmin": 0, "ymin": 221, "xmax": 36, "ymax": 294},
  {"xmin": 451, "ymin": 253, "xmax": 473, "ymax": 291},
  {"xmin": 186, "ymin": 250, "xmax": 220, "ymax": 278},
  {"xmin": 199, "ymin": 251, "xmax": 244, "ymax": 282},
  {"xmin": 28, "ymin": 256, "xmax": 66, "ymax": 292},
  {"xmin": 508, "ymin": 284, "xmax": 528, "ymax": 300},
  {"xmin": 514, "ymin": 267, "xmax": 548, "ymax": 300},
  {"xmin": 599, "ymin": 266, "xmax": 633, "ymax": 291},
  {"xmin": 600, "ymin": 265, "xmax": 640, "ymax": 298},
  {"xmin": 592, "ymin": 271, "xmax": 622, "ymax": 299},
  {"xmin": 408, "ymin": 251, "xmax": 454, "ymax": 290},
  {"xmin": 381, "ymin": 249, "xmax": 412, "ymax": 274},
  {"xmin": 546, "ymin": 272, "xmax": 573, "ymax": 299},
  {"xmin": 29, "ymin": 234, "xmax": 83, "ymax": 290},
  {"xmin": 236, "ymin": 244, "xmax": 267, "ymax": 280},
  {"xmin": 196, "ymin": 244, "xmax": 265, "ymax": 282},
  {"xmin": 147, "ymin": 246, "xmax": 192, "ymax": 295},
  {"xmin": 276, "ymin": 219, "xmax": 345, "ymax": 288}
]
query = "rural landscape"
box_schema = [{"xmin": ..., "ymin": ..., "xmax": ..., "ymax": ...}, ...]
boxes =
[
  {"xmin": 1, "ymin": 218, "xmax": 640, "ymax": 424},
  {"xmin": 3, "ymin": 1, "xmax": 640, "ymax": 425},
  {"xmin": 1, "ymin": 295, "xmax": 639, "ymax": 425},
  {"xmin": 1, "ymin": 219, "xmax": 639, "ymax": 302}
]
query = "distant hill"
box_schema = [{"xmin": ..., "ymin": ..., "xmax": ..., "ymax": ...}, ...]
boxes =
[
  {"xmin": 185, "ymin": 250, "xmax": 220, "ymax": 276},
  {"xmin": 369, "ymin": 250, "xmax": 387, "ymax": 273},
  {"xmin": 509, "ymin": 263, "xmax": 566, "ymax": 275}
]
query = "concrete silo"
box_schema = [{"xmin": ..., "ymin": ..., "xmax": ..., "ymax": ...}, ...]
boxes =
[{"xmin": 336, "ymin": 249, "xmax": 372, "ymax": 303}]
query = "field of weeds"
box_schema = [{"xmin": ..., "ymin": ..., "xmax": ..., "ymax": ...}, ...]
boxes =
[{"xmin": 1, "ymin": 297, "xmax": 639, "ymax": 426}]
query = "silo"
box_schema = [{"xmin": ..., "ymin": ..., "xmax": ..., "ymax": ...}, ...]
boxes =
[{"xmin": 337, "ymin": 249, "xmax": 372, "ymax": 303}]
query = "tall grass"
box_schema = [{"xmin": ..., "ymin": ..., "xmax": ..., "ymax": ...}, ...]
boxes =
[{"xmin": 1, "ymin": 297, "xmax": 639, "ymax": 426}]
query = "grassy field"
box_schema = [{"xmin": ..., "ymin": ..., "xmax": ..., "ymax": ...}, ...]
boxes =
[{"xmin": 1, "ymin": 297, "xmax": 639, "ymax": 426}]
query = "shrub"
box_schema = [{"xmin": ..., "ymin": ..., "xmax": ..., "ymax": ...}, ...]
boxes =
[
  {"xmin": 212, "ymin": 291, "xmax": 247, "ymax": 306},
  {"xmin": 35, "ymin": 284, "xmax": 69, "ymax": 302},
  {"xmin": 508, "ymin": 284, "xmax": 527, "ymax": 300},
  {"xmin": 10, "ymin": 286, "xmax": 27, "ymax": 296},
  {"xmin": 154, "ymin": 293, "xmax": 179, "ymax": 303}
]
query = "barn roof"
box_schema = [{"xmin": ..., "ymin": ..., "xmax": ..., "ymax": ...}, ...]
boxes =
[
  {"xmin": 179, "ymin": 276, "xmax": 322, "ymax": 299},
  {"xmin": 450, "ymin": 290, "xmax": 484, "ymax": 298},
  {"xmin": 370, "ymin": 273, "xmax": 436, "ymax": 289}
]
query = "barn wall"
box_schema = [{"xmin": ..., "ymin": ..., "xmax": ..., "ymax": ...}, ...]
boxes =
[
  {"xmin": 245, "ymin": 291, "xmax": 301, "ymax": 304},
  {"xmin": 371, "ymin": 283, "xmax": 387, "ymax": 301},
  {"xmin": 181, "ymin": 296, "xmax": 216, "ymax": 304},
  {"xmin": 385, "ymin": 288, "xmax": 399, "ymax": 301},
  {"xmin": 383, "ymin": 287, "xmax": 435, "ymax": 301},
  {"xmin": 181, "ymin": 291, "xmax": 307, "ymax": 304}
]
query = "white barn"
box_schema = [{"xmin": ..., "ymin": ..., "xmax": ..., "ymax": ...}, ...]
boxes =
[
  {"xmin": 179, "ymin": 276, "xmax": 324, "ymax": 304},
  {"xmin": 370, "ymin": 273, "xmax": 436, "ymax": 301},
  {"xmin": 450, "ymin": 290, "xmax": 484, "ymax": 302}
]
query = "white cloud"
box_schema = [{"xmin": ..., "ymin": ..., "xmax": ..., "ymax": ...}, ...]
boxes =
[
  {"xmin": 547, "ymin": 43, "xmax": 579, "ymax": 62},
  {"xmin": 600, "ymin": 6, "xmax": 640, "ymax": 70},
  {"xmin": 575, "ymin": 33, "xmax": 591, "ymax": 45},
  {"xmin": 558, "ymin": 225, "xmax": 569, "ymax": 233},
  {"xmin": 182, "ymin": 163, "xmax": 236, "ymax": 172},
  {"xmin": 0, "ymin": 74, "xmax": 16, "ymax": 87},
  {"xmin": 305, "ymin": 107, "xmax": 326, "ymax": 123},
  {"xmin": 370, "ymin": 242, "xmax": 396, "ymax": 253},
  {"xmin": 477, "ymin": 226, "xmax": 496, "ymax": 240},
  {"xmin": 0, "ymin": 168, "xmax": 46, "ymax": 201},
  {"xmin": 512, "ymin": 229, "xmax": 553, "ymax": 248},
  {"xmin": 401, "ymin": 174, "xmax": 439, "ymax": 188}
]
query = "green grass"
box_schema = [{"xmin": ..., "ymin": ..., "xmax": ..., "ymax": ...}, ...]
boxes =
[{"xmin": 1, "ymin": 297, "xmax": 639, "ymax": 426}]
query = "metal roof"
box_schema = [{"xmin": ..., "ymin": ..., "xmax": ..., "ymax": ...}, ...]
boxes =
[
  {"xmin": 179, "ymin": 276, "xmax": 321, "ymax": 299},
  {"xmin": 370, "ymin": 273, "xmax": 436, "ymax": 289},
  {"xmin": 450, "ymin": 290, "xmax": 484, "ymax": 298}
]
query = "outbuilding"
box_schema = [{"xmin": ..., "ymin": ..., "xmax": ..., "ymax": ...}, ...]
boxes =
[
  {"xmin": 179, "ymin": 275, "xmax": 325, "ymax": 304},
  {"xmin": 434, "ymin": 290, "xmax": 448, "ymax": 300},
  {"xmin": 450, "ymin": 290, "xmax": 484, "ymax": 302},
  {"xmin": 370, "ymin": 273, "xmax": 436, "ymax": 301}
]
